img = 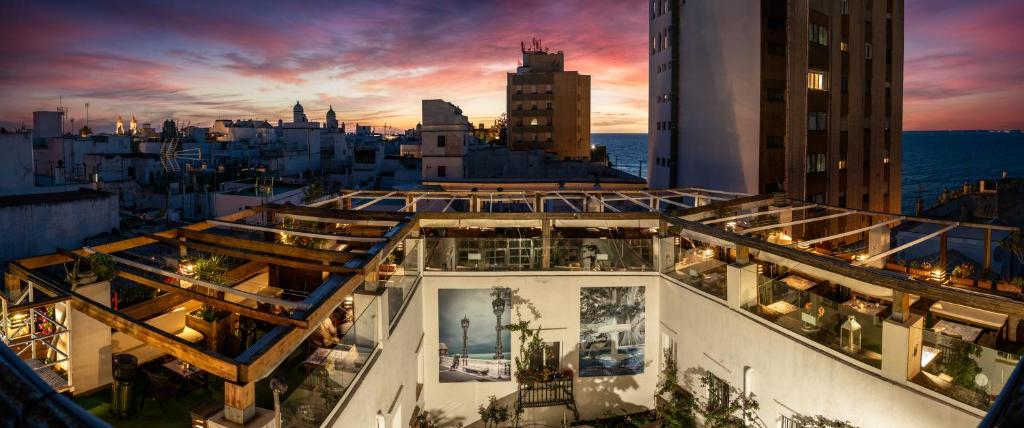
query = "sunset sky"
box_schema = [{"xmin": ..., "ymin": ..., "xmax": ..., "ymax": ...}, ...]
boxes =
[{"xmin": 0, "ymin": 0, "xmax": 1021, "ymax": 133}]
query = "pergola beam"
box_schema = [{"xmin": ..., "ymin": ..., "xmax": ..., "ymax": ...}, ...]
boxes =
[
  {"xmin": 614, "ymin": 192, "xmax": 653, "ymax": 211},
  {"xmin": 791, "ymin": 218, "xmax": 905, "ymax": 248},
  {"xmin": 642, "ymin": 191, "xmax": 691, "ymax": 210},
  {"xmin": 739, "ymin": 210, "xmax": 856, "ymax": 235},
  {"xmin": 353, "ymin": 191, "xmax": 397, "ymax": 210},
  {"xmin": 85, "ymin": 247, "xmax": 306, "ymax": 310},
  {"xmin": 207, "ymin": 220, "xmax": 387, "ymax": 243},
  {"xmin": 551, "ymin": 192, "xmax": 582, "ymax": 213},
  {"xmin": 116, "ymin": 271, "xmax": 306, "ymax": 328},
  {"xmin": 703, "ymin": 204, "xmax": 820, "ymax": 225},
  {"xmin": 854, "ymin": 223, "xmax": 960, "ymax": 267},
  {"xmin": 148, "ymin": 234, "xmax": 360, "ymax": 274}
]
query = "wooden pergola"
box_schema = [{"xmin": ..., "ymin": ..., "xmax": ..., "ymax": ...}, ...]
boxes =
[{"xmin": 9, "ymin": 205, "xmax": 415, "ymax": 426}]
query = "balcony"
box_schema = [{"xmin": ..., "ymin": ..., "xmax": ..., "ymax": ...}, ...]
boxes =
[{"xmin": 424, "ymin": 237, "xmax": 654, "ymax": 273}]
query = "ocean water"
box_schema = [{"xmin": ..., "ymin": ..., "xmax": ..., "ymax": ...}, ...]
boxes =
[{"xmin": 593, "ymin": 131, "xmax": 1024, "ymax": 214}]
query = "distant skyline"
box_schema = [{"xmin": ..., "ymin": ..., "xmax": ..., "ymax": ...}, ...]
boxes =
[{"xmin": 0, "ymin": 0, "xmax": 1020, "ymax": 133}]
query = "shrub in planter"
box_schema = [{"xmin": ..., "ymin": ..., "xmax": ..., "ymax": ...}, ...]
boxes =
[
  {"xmin": 977, "ymin": 269, "xmax": 994, "ymax": 289},
  {"xmin": 950, "ymin": 263, "xmax": 976, "ymax": 286},
  {"xmin": 886, "ymin": 258, "xmax": 908, "ymax": 273}
]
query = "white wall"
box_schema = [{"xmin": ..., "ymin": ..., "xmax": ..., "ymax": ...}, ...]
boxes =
[
  {"xmin": 0, "ymin": 191, "xmax": 120, "ymax": 263},
  {"xmin": 69, "ymin": 281, "xmax": 113, "ymax": 394},
  {"xmin": 676, "ymin": 0, "xmax": 762, "ymax": 194},
  {"xmin": 659, "ymin": 277, "xmax": 983, "ymax": 428},
  {"xmin": 328, "ymin": 287, "xmax": 424, "ymax": 428},
  {"xmin": 0, "ymin": 133, "xmax": 35, "ymax": 196},
  {"xmin": 420, "ymin": 273, "xmax": 661, "ymax": 426}
]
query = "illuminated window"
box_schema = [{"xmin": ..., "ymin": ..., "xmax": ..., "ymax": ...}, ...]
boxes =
[
  {"xmin": 841, "ymin": 41, "xmax": 849, "ymax": 52},
  {"xmin": 530, "ymin": 118, "xmax": 539, "ymax": 126},
  {"xmin": 807, "ymin": 70, "xmax": 827, "ymax": 91},
  {"xmin": 838, "ymin": 159, "xmax": 847, "ymax": 170}
]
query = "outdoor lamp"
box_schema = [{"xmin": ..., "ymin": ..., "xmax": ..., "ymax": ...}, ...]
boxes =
[{"xmin": 841, "ymin": 315, "xmax": 862, "ymax": 353}]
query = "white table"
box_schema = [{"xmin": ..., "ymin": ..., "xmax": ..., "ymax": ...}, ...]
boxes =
[
  {"xmin": 764, "ymin": 300, "xmax": 798, "ymax": 315},
  {"xmin": 781, "ymin": 275, "xmax": 818, "ymax": 291},
  {"xmin": 842, "ymin": 298, "xmax": 887, "ymax": 317},
  {"xmin": 932, "ymin": 320, "xmax": 983, "ymax": 343}
]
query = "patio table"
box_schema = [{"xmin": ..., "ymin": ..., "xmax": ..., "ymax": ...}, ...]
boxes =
[
  {"xmin": 842, "ymin": 298, "xmax": 886, "ymax": 317},
  {"xmin": 932, "ymin": 320, "xmax": 983, "ymax": 343},
  {"xmin": 781, "ymin": 274, "xmax": 818, "ymax": 291}
]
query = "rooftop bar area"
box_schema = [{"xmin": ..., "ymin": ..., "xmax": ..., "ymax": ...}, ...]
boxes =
[{"xmin": 4, "ymin": 186, "xmax": 1022, "ymax": 427}]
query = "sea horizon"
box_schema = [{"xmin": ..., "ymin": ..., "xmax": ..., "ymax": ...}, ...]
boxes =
[{"xmin": 592, "ymin": 130, "xmax": 1024, "ymax": 215}]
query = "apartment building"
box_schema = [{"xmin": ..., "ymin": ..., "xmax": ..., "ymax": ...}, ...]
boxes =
[
  {"xmin": 507, "ymin": 42, "xmax": 591, "ymax": 160},
  {"xmin": 649, "ymin": 0, "xmax": 903, "ymax": 215}
]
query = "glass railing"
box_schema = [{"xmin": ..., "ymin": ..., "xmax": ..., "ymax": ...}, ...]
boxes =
[
  {"xmin": 660, "ymin": 238, "xmax": 728, "ymax": 300},
  {"xmin": 915, "ymin": 324, "xmax": 1021, "ymax": 411},
  {"xmin": 743, "ymin": 272, "xmax": 885, "ymax": 369},
  {"xmin": 279, "ymin": 295, "xmax": 380, "ymax": 428},
  {"xmin": 424, "ymin": 237, "xmax": 654, "ymax": 272},
  {"xmin": 383, "ymin": 238, "xmax": 420, "ymax": 325}
]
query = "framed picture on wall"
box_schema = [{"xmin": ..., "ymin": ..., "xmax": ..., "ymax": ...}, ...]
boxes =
[{"xmin": 579, "ymin": 286, "xmax": 646, "ymax": 376}]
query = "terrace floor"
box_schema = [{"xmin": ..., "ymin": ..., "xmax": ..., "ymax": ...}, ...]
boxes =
[{"xmin": 74, "ymin": 347, "xmax": 310, "ymax": 428}]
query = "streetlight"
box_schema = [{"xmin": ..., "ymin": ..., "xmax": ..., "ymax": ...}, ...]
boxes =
[
  {"xmin": 492, "ymin": 293, "xmax": 506, "ymax": 360},
  {"xmin": 270, "ymin": 375, "xmax": 288, "ymax": 428},
  {"xmin": 460, "ymin": 315, "xmax": 470, "ymax": 364}
]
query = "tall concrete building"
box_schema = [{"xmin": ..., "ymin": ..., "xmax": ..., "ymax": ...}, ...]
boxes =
[
  {"xmin": 648, "ymin": 0, "xmax": 903, "ymax": 214},
  {"xmin": 507, "ymin": 41, "xmax": 591, "ymax": 160}
]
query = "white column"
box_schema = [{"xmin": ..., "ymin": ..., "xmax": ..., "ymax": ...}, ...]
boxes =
[
  {"xmin": 882, "ymin": 314, "xmax": 924, "ymax": 383},
  {"xmin": 866, "ymin": 224, "xmax": 892, "ymax": 269},
  {"xmin": 727, "ymin": 263, "xmax": 759, "ymax": 309},
  {"xmin": 70, "ymin": 280, "xmax": 112, "ymax": 394}
]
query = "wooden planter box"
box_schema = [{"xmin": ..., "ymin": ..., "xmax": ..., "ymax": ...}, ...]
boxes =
[
  {"xmin": 885, "ymin": 263, "xmax": 908, "ymax": 273},
  {"xmin": 997, "ymin": 282, "xmax": 1023, "ymax": 294},
  {"xmin": 378, "ymin": 263, "xmax": 396, "ymax": 281},
  {"xmin": 977, "ymin": 279, "xmax": 993, "ymax": 289},
  {"xmin": 187, "ymin": 311, "xmax": 233, "ymax": 354},
  {"xmin": 909, "ymin": 268, "xmax": 932, "ymax": 277},
  {"xmin": 950, "ymin": 276, "xmax": 974, "ymax": 287}
]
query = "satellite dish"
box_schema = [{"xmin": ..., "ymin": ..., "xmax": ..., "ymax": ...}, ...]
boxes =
[{"xmin": 975, "ymin": 373, "xmax": 989, "ymax": 388}]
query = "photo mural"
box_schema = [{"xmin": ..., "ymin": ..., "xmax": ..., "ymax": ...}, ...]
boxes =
[
  {"xmin": 579, "ymin": 286, "xmax": 646, "ymax": 377},
  {"xmin": 438, "ymin": 288, "xmax": 512, "ymax": 382}
]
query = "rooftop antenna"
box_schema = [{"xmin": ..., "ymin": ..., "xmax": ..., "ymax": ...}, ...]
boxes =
[{"xmin": 84, "ymin": 103, "xmax": 90, "ymax": 129}]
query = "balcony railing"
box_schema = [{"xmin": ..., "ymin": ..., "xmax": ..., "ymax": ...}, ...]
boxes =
[
  {"xmin": 279, "ymin": 293, "xmax": 381, "ymax": 428},
  {"xmin": 424, "ymin": 238, "xmax": 655, "ymax": 273}
]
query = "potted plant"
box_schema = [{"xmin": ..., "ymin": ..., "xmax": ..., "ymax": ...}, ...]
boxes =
[
  {"xmin": 999, "ymin": 277, "xmax": 1024, "ymax": 294},
  {"xmin": 977, "ymin": 269, "xmax": 994, "ymax": 289},
  {"xmin": 187, "ymin": 304, "xmax": 232, "ymax": 353},
  {"xmin": 88, "ymin": 253, "xmax": 115, "ymax": 282},
  {"xmin": 64, "ymin": 257, "xmax": 97, "ymax": 289},
  {"xmin": 379, "ymin": 253, "xmax": 398, "ymax": 281},
  {"xmin": 950, "ymin": 263, "xmax": 976, "ymax": 287},
  {"xmin": 885, "ymin": 258, "xmax": 908, "ymax": 273},
  {"xmin": 909, "ymin": 261, "xmax": 932, "ymax": 278}
]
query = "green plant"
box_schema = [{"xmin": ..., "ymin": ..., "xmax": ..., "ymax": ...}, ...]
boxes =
[
  {"xmin": 909, "ymin": 260, "xmax": 921, "ymax": 269},
  {"xmin": 1001, "ymin": 230, "xmax": 1024, "ymax": 265},
  {"xmin": 696, "ymin": 373, "xmax": 761, "ymax": 428},
  {"xmin": 951, "ymin": 263, "xmax": 975, "ymax": 278},
  {"xmin": 656, "ymin": 348, "xmax": 696, "ymax": 428},
  {"xmin": 88, "ymin": 253, "xmax": 115, "ymax": 281},
  {"xmin": 1012, "ymin": 277, "xmax": 1024, "ymax": 287},
  {"xmin": 789, "ymin": 414, "xmax": 858, "ymax": 428},
  {"xmin": 191, "ymin": 254, "xmax": 230, "ymax": 285},
  {"xmin": 477, "ymin": 396, "xmax": 510, "ymax": 428},
  {"xmin": 942, "ymin": 339, "xmax": 983, "ymax": 390},
  {"xmin": 302, "ymin": 179, "xmax": 325, "ymax": 204}
]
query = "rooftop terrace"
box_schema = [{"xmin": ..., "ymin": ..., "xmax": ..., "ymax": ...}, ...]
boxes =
[{"xmin": 4, "ymin": 186, "xmax": 1023, "ymax": 427}]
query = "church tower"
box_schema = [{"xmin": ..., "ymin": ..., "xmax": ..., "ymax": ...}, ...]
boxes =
[
  {"xmin": 115, "ymin": 116, "xmax": 125, "ymax": 135},
  {"xmin": 326, "ymin": 105, "xmax": 338, "ymax": 130},
  {"xmin": 293, "ymin": 101, "xmax": 306, "ymax": 123},
  {"xmin": 129, "ymin": 115, "xmax": 138, "ymax": 135}
]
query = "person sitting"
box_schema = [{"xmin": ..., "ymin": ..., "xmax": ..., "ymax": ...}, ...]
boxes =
[{"xmin": 319, "ymin": 313, "xmax": 342, "ymax": 347}]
